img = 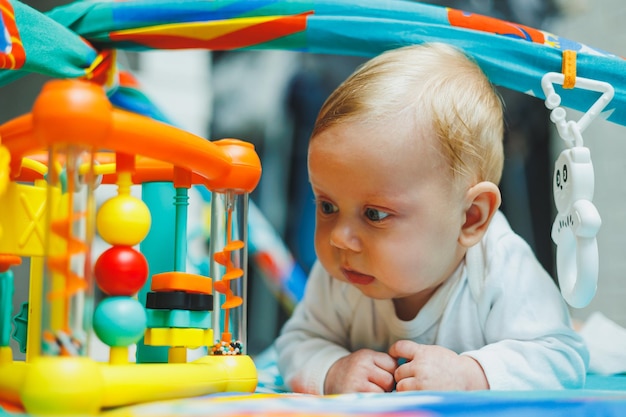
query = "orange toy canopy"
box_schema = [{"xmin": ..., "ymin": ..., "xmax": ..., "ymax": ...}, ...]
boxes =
[{"xmin": 0, "ymin": 79, "xmax": 261, "ymax": 192}]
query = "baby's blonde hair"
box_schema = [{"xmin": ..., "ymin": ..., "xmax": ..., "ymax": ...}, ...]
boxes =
[{"xmin": 311, "ymin": 43, "xmax": 504, "ymax": 185}]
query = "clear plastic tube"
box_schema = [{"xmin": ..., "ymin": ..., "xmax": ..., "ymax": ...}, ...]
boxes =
[
  {"xmin": 209, "ymin": 191, "xmax": 249, "ymax": 355},
  {"xmin": 40, "ymin": 145, "xmax": 96, "ymax": 357}
]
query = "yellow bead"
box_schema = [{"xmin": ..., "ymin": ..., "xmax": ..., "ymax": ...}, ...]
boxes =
[{"xmin": 97, "ymin": 194, "xmax": 151, "ymax": 245}]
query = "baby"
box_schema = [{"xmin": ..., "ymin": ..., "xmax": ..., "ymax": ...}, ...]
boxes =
[{"xmin": 275, "ymin": 43, "xmax": 588, "ymax": 394}]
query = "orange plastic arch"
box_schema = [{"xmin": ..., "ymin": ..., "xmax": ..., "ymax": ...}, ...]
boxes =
[
  {"xmin": 0, "ymin": 79, "xmax": 260, "ymax": 191},
  {"xmin": 14, "ymin": 152, "xmax": 211, "ymax": 186}
]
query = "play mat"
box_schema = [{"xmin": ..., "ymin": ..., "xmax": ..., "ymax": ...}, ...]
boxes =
[
  {"xmin": 3, "ymin": 346, "xmax": 626, "ymax": 416},
  {"xmin": 4, "ymin": 357, "xmax": 626, "ymax": 416}
]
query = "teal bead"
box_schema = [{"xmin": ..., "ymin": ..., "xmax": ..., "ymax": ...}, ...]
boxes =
[{"xmin": 93, "ymin": 297, "xmax": 147, "ymax": 347}]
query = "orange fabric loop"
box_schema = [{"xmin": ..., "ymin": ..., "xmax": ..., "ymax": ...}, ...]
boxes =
[{"xmin": 562, "ymin": 50, "xmax": 577, "ymax": 89}]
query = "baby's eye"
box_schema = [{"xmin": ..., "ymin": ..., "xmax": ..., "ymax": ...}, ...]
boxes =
[
  {"xmin": 364, "ymin": 208, "xmax": 389, "ymax": 222},
  {"xmin": 318, "ymin": 200, "xmax": 338, "ymax": 215}
]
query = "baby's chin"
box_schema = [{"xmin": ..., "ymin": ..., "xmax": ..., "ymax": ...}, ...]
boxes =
[{"xmin": 350, "ymin": 281, "xmax": 398, "ymax": 300}]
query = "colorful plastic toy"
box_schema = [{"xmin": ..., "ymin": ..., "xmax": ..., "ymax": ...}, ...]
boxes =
[{"xmin": 0, "ymin": 78, "xmax": 261, "ymax": 414}]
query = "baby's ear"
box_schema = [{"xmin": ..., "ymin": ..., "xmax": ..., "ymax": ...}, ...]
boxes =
[{"xmin": 458, "ymin": 181, "xmax": 501, "ymax": 248}]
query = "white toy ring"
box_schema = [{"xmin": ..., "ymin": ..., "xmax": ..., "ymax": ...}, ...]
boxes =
[{"xmin": 551, "ymin": 200, "xmax": 600, "ymax": 308}]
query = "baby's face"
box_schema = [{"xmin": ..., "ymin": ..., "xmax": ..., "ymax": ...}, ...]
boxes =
[{"xmin": 308, "ymin": 121, "xmax": 467, "ymax": 307}]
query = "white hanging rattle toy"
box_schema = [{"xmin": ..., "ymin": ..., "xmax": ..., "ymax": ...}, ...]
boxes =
[{"xmin": 541, "ymin": 54, "xmax": 614, "ymax": 308}]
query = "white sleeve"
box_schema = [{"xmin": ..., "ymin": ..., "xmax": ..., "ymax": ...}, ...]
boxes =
[
  {"xmin": 462, "ymin": 232, "xmax": 589, "ymax": 390},
  {"xmin": 275, "ymin": 261, "xmax": 353, "ymax": 394}
]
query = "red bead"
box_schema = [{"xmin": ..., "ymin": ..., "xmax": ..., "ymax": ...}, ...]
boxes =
[{"xmin": 95, "ymin": 246, "xmax": 148, "ymax": 296}]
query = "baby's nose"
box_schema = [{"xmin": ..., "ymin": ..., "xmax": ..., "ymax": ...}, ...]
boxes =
[{"xmin": 329, "ymin": 221, "xmax": 361, "ymax": 252}]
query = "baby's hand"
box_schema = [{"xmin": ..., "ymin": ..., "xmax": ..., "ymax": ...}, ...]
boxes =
[
  {"xmin": 324, "ymin": 349, "xmax": 397, "ymax": 394},
  {"xmin": 388, "ymin": 340, "xmax": 489, "ymax": 391}
]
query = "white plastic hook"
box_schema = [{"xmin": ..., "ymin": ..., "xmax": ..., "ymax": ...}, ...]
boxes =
[
  {"xmin": 541, "ymin": 72, "xmax": 613, "ymax": 308},
  {"xmin": 541, "ymin": 72, "xmax": 614, "ymax": 147}
]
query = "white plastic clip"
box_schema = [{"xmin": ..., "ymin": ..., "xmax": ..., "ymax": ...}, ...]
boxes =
[
  {"xmin": 541, "ymin": 72, "xmax": 614, "ymax": 308},
  {"xmin": 542, "ymin": 73, "xmax": 614, "ymax": 146}
]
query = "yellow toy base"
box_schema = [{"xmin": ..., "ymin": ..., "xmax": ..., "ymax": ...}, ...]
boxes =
[{"xmin": 0, "ymin": 354, "xmax": 257, "ymax": 415}]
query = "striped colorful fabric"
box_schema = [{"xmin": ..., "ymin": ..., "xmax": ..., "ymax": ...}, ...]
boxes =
[
  {"xmin": 1, "ymin": 0, "xmax": 625, "ymax": 127},
  {"xmin": 0, "ymin": 0, "xmax": 96, "ymax": 84},
  {"xmin": 0, "ymin": 0, "xmax": 25, "ymax": 70}
]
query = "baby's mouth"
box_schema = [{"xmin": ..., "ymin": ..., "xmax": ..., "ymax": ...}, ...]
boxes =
[{"xmin": 342, "ymin": 268, "xmax": 375, "ymax": 285}]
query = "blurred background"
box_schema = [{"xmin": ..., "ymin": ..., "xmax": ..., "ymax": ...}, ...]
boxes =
[{"xmin": 2, "ymin": 0, "xmax": 625, "ymax": 357}]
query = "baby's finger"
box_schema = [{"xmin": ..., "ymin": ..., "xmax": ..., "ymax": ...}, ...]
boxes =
[
  {"xmin": 369, "ymin": 364, "xmax": 396, "ymax": 392},
  {"xmin": 388, "ymin": 339, "xmax": 422, "ymax": 361},
  {"xmin": 393, "ymin": 357, "xmax": 416, "ymax": 382},
  {"xmin": 373, "ymin": 352, "xmax": 398, "ymax": 374},
  {"xmin": 395, "ymin": 375, "xmax": 422, "ymax": 392}
]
